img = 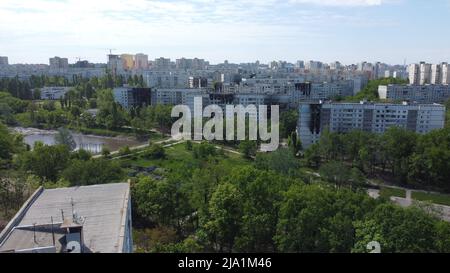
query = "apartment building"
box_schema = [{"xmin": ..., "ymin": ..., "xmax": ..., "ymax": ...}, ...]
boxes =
[
  {"xmin": 378, "ymin": 84, "xmax": 450, "ymax": 103},
  {"xmin": 298, "ymin": 101, "xmax": 445, "ymax": 148},
  {"xmin": 39, "ymin": 86, "xmax": 71, "ymax": 100},
  {"xmin": 113, "ymin": 87, "xmax": 151, "ymax": 109}
]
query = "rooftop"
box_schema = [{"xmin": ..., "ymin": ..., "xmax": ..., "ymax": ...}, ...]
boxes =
[{"xmin": 0, "ymin": 183, "xmax": 130, "ymax": 253}]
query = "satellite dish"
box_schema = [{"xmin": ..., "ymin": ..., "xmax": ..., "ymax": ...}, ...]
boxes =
[{"xmin": 66, "ymin": 240, "xmax": 81, "ymax": 253}]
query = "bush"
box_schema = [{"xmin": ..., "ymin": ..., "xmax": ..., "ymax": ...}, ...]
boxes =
[
  {"xmin": 143, "ymin": 144, "xmax": 165, "ymax": 159},
  {"xmin": 119, "ymin": 146, "xmax": 131, "ymax": 156}
]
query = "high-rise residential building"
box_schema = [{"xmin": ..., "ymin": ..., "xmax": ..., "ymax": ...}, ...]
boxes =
[
  {"xmin": 0, "ymin": 183, "xmax": 133, "ymax": 253},
  {"xmin": 296, "ymin": 60, "xmax": 305, "ymax": 69},
  {"xmin": 153, "ymin": 57, "xmax": 171, "ymax": 70},
  {"xmin": 419, "ymin": 62, "xmax": 432, "ymax": 85},
  {"xmin": 0, "ymin": 56, "xmax": 8, "ymax": 66},
  {"xmin": 330, "ymin": 61, "xmax": 342, "ymax": 70},
  {"xmin": 441, "ymin": 63, "xmax": 449, "ymax": 84},
  {"xmin": 49, "ymin": 56, "xmax": 69, "ymax": 71},
  {"xmin": 176, "ymin": 58, "xmax": 193, "ymax": 69},
  {"xmin": 431, "ymin": 64, "xmax": 442, "ymax": 84},
  {"xmin": 298, "ymin": 101, "xmax": 445, "ymax": 148},
  {"xmin": 107, "ymin": 54, "xmax": 122, "ymax": 75},
  {"xmin": 134, "ymin": 53, "xmax": 148, "ymax": 69},
  {"xmin": 408, "ymin": 63, "xmax": 420, "ymax": 84},
  {"xmin": 120, "ymin": 54, "xmax": 134, "ymax": 70}
]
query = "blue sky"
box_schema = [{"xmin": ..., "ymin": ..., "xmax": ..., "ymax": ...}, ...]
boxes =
[{"xmin": 0, "ymin": 0, "xmax": 449, "ymax": 65}]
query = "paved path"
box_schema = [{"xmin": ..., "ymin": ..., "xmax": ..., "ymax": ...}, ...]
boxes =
[{"xmin": 366, "ymin": 187, "xmax": 450, "ymax": 222}]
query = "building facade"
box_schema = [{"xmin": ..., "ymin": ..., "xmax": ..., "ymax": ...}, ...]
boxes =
[
  {"xmin": 39, "ymin": 86, "xmax": 71, "ymax": 100},
  {"xmin": 298, "ymin": 101, "xmax": 445, "ymax": 148},
  {"xmin": 113, "ymin": 87, "xmax": 152, "ymax": 109},
  {"xmin": 378, "ymin": 84, "xmax": 450, "ymax": 103}
]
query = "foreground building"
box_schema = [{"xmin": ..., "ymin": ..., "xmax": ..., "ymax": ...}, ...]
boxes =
[
  {"xmin": 298, "ymin": 101, "xmax": 445, "ymax": 148},
  {"xmin": 378, "ymin": 84, "xmax": 450, "ymax": 103},
  {"xmin": 0, "ymin": 183, "xmax": 132, "ymax": 253}
]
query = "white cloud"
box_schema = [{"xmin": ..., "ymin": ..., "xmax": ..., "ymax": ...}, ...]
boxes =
[
  {"xmin": 289, "ymin": 0, "xmax": 384, "ymax": 6},
  {"xmin": 0, "ymin": 0, "xmax": 395, "ymax": 63}
]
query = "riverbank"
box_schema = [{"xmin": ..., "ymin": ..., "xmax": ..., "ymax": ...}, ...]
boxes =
[{"xmin": 9, "ymin": 126, "xmax": 147, "ymax": 154}]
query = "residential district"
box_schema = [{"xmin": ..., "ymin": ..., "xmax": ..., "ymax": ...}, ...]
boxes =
[{"xmin": 0, "ymin": 53, "xmax": 450, "ymax": 253}]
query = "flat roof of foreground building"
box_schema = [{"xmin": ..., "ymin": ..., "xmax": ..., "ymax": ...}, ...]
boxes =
[{"xmin": 0, "ymin": 183, "xmax": 130, "ymax": 253}]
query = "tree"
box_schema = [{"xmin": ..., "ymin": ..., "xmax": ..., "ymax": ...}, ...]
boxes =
[
  {"xmin": 280, "ymin": 110, "xmax": 298, "ymax": 139},
  {"xmin": 319, "ymin": 161, "xmax": 352, "ymax": 188},
  {"xmin": 254, "ymin": 148, "xmax": 300, "ymax": 177},
  {"xmin": 18, "ymin": 143, "xmax": 70, "ymax": 182},
  {"xmin": 101, "ymin": 147, "xmax": 111, "ymax": 158},
  {"xmin": 382, "ymin": 127, "xmax": 417, "ymax": 183},
  {"xmin": 275, "ymin": 184, "xmax": 376, "ymax": 253},
  {"xmin": 203, "ymin": 182, "xmax": 243, "ymax": 252},
  {"xmin": 287, "ymin": 131, "xmax": 302, "ymax": 156},
  {"xmin": 352, "ymin": 203, "xmax": 438, "ymax": 253},
  {"xmin": 54, "ymin": 127, "xmax": 77, "ymax": 151},
  {"xmin": 143, "ymin": 144, "xmax": 165, "ymax": 159},
  {"xmin": 0, "ymin": 122, "xmax": 16, "ymax": 167},
  {"xmin": 61, "ymin": 158, "xmax": 123, "ymax": 186},
  {"xmin": 119, "ymin": 145, "xmax": 131, "ymax": 156},
  {"xmin": 132, "ymin": 174, "xmax": 192, "ymax": 230},
  {"xmin": 193, "ymin": 142, "xmax": 216, "ymax": 159},
  {"xmin": 238, "ymin": 140, "xmax": 257, "ymax": 159},
  {"xmin": 185, "ymin": 140, "xmax": 193, "ymax": 151}
]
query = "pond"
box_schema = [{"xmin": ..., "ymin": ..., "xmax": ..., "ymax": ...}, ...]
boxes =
[{"xmin": 10, "ymin": 127, "xmax": 144, "ymax": 154}]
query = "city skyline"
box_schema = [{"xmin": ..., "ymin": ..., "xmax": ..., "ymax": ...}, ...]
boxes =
[{"xmin": 1, "ymin": 0, "xmax": 450, "ymax": 65}]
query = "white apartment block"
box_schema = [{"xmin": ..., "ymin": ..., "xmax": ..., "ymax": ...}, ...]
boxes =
[
  {"xmin": 409, "ymin": 63, "xmax": 420, "ymax": 85},
  {"xmin": 39, "ymin": 86, "xmax": 71, "ymax": 100},
  {"xmin": 378, "ymin": 84, "xmax": 450, "ymax": 103},
  {"xmin": 420, "ymin": 62, "xmax": 432, "ymax": 85},
  {"xmin": 409, "ymin": 62, "xmax": 449, "ymax": 85},
  {"xmin": 151, "ymin": 88, "xmax": 189, "ymax": 106},
  {"xmin": 298, "ymin": 101, "xmax": 445, "ymax": 148}
]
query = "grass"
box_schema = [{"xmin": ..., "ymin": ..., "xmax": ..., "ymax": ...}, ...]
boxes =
[
  {"xmin": 119, "ymin": 142, "xmax": 251, "ymax": 176},
  {"xmin": 380, "ymin": 187, "xmax": 406, "ymax": 198},
  {"xmin": 412, "ymin": 191, "xmax": 450, "ymax": 206}
]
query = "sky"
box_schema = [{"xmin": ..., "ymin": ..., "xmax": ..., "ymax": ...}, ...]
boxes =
[{"xmin": 0, "ymin": 0, "xmax": 449, "ymax": 65}]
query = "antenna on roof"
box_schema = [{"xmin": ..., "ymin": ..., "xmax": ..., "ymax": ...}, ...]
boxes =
[
  {"xmin": 71, "ymin": 198, "xmax": 75, "ymax": 221},
  {"xmin": 61, "ymin": 209, "xmax": 65, "ymax": 221},
  {"xmin": 51, "ymin": 216, "xmax": 55, "ymax": 246}
]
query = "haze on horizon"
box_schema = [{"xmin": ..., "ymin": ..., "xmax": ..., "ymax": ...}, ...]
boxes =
[{"xmin": 1, "ymin": 0, "xmax": 449, "ymax": 65}]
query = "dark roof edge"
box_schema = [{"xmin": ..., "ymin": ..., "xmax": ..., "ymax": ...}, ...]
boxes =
[{"xmin": 0, "ymin": 186, "xmax": 44, "ymax": 245}]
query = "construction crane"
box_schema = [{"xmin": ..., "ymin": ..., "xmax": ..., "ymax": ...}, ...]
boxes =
[{"xmin": 107, "ymin": 48, "xmax": 117, "ymax": 55}]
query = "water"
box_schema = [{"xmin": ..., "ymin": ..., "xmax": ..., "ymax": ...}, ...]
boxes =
[{"xmin": 11, "ymin": 127, "xmax": 144, "ymax": 154}]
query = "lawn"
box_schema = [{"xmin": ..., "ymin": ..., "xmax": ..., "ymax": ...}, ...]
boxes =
[
  {"xmin": 412, "ymin": 191, "xmax": 450, "ymax": 206},
  {"xmin": 119, "ymin": 142, "xmax": 252, "ymax": 177},
  {"xmin": 380, "ymin": 187, "xmax": 406, "ymax": 198}
]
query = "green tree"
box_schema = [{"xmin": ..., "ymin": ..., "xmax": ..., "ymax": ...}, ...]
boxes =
[
  {"xmin": 54, "ymin": 127, "xmax": 77, "ymax": 151},
  {"xmin": 203, "ymin": 182, "xmax": 243, "ymax": 252},
  {"xmin": 352, "ymin": 203, "xmax": 438, "ymax": 253},
  {"xmin": 61, "ymin": 158, "xmax": 123, "ymax": 186},
  {"xmin": 238, "ymin": 140, "xmax": 257, "ymax": 159},
  {"xmin": 18, "ymin": 143, "xmax": 70, "ymax": 182}
]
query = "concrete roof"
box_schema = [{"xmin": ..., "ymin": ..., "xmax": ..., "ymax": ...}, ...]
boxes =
[{"xmin": 0, "ymin": 183, "xmax": 130, "ymax": 253}]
